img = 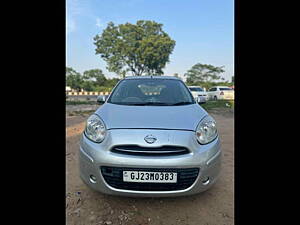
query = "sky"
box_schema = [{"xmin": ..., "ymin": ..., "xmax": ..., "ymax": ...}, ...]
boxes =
[{"xmin": 66, "ymin": 0, "xmax": 234, "ymax": 81}]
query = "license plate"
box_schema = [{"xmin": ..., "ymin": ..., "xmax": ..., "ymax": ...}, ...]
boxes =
[{"xmin": 123, "ymin": 171, "xmax": 177, "ymax": 183}]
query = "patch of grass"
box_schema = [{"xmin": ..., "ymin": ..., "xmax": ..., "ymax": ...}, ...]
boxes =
[
  {"xmin": 68, "ymin": 112, "xmax": 75, "ymax": 116},
  {"xmin": 201, "ymin": 100, "xmax": 234, "ymax": 111},
  {"xmin": 67, "ymin": 110, "xmax": 96, "ymax": 117}
]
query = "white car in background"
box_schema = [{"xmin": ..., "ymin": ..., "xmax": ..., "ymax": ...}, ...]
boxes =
[
  {"xmin": 207, "ymin": 86, "xmax": 234, "ymax": 100},
  {"xmin": 188, "ymin": 86, "xmax": 207, "ymax": 104}
]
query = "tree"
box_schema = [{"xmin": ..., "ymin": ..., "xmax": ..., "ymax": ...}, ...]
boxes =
[
  {"xmin": 185, "ymin": 63, "xmax": 225, "ymax": 84},
  {"xmin": 104, "ymin": 78, "xmax": 120, "ymax": 89},
  {"xmin": 173, "ymin": 73, "xmax": 179, "ymax": 78},
  {"xmin": 66, "ymin": 67, "xmax": 83, "ymax": 91},
  {"xmin": 83, "ymin": 69, "xmax": 107, "ymax": 86},
  {"xmin": 94, "ymin": 20, "xmax": 176, "ymax": 77},
  {"xmin": 81, "ymin": 81, "xmax": 95, "ymax": 92}
]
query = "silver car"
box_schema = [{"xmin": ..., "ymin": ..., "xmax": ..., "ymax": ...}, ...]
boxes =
[{"xmin": 79, "ymin": 76, "xmax": 221, "ymax": 197}]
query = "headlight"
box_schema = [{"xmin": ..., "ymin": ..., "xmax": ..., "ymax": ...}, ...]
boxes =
[
  {"xmin": 84, "ymin": 114, "xmax": 106, "ymax": 143},
  {"xmin": 195, "ymin": 115, "xmax": 218, "ymax": 144}
]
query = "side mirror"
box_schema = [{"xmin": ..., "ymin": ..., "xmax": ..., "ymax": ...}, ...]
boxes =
[{"xmin": 97, "ymin": 95, "xmax": 107, "ymax": 104}]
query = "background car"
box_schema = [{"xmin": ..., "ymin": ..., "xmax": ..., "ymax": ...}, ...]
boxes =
[
  {"xmin": 207, "ymin": 86, "xmax": 234, "ymax": 100},
  {"xmin": 188, "ymin": 86, "xmax": 207, "ymax": 103}
]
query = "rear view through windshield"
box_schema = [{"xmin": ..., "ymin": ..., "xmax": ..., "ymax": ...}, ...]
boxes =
[{"xmin": 108, "ymin": 79, "xmax": 195, "ymax": 106}]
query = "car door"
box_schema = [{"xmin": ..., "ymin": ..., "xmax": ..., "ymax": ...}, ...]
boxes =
[
  {"xmin": 208, "ymin": 87, "xmax": 217, "ymax": 100},
  {"xmin": 214, "ymin": 87, "xmax": 220, "ymax": 99}
]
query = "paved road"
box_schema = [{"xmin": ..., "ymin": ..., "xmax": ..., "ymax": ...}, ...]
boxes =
[{"xmin": 66, "ymin": 111, "xmax": 234, "ymax": 225}]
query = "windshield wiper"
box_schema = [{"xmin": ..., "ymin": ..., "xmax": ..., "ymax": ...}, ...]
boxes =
[
  {"xmin": 145, "ymin": 102, "xmax": 171, "ymax": 105},
  {"xmin": 126, "ymin": 103, "xmax": 148, "ymax": 106},
  {"xmin": 114, "ymin": 102, "xmax": 167, "ymax": 106},
  {"xmin": 112, "ymin": 102, "xmax": 193, "ymax": 106},
  {"xmin": 169, "ymin": 101, "xmax": 193, "ymax": 106},
  {"xmin": 109, "ymin": 102, "xmax": 146, "ymax": 106}
]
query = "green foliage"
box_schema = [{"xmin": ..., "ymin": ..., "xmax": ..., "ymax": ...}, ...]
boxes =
[
  {"xmin": 83, "ymin": 69, "xmax": 107, "ymax": 86},
  {"xmin": 66, "ymin": 67, "xmax": 84, "ymax": 91},
  {"xmin": 82, "ymin": 69, "xmax": 107, "ymax": 91},
  {"xmin": 185, "ymin": 63, "xmax": 225, "ymax": 84},
  {"xmin": 94, "ymin": 86, "xmax": 112, "ymax": 92},
  {"xmin": 81, "ymin": 81, "xmax": 95, "ymax": 92},
  {"xmin": 102, "ymin": 78, "xmax": 120, "ymax": 90},
  {"xmin": 94, "ymin": 20, "xmax": 176, "ymax": 77},
  {"xmin": 185, "ymin": 63, "xmax": 230, "ymax": 90},
  {"xmin": 66, "ymin": 67, "xmax": 120, "ymax": 92}
]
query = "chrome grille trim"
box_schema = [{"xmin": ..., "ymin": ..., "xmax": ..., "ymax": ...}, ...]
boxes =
[{"xmin": 111, "ymin": 145, "xmax": 190, "ymax": 156}]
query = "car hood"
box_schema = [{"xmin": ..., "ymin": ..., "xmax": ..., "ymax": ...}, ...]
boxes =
[{"xmin": 95, "ymin": 103, "xmax": 208, "ymax": 130}]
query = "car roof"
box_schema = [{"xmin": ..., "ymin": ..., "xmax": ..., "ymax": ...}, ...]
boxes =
[
  {"xmin": 211, "ymin": 86, "xmax": 230, "ymax": 88},
  {"xmin": 124, "ymin": 76, "xmax": 180, "ymax": 80}
]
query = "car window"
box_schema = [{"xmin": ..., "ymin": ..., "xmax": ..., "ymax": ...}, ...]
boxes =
[
  {"xmin": 108, "ymin": 79, "xmax": 195, "ymax": 106},
  {"xmin": 209, "ymin": 88, "xmax": 216, "ymax": 91},
  {"xmin": 189, "ymin": 87, "xmax": 203, "ymax": 92},
  {"xmin": 219, "ymin": 88, "xmax": 233, "ymax": 91}
]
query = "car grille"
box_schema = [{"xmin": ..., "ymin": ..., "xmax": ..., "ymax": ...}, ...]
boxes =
[
  {"xmin": 101, "ymin": 167, "xmax": 199, "ymax": 191},
  {"xmin": 111, "ymin": 145, "xmax": 190, "ymax": 156}
]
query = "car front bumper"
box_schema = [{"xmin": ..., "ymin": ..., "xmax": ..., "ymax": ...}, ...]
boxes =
[
  {"xmin": 79, "ymin": 129, "xmax": 222, "ymax": 197},
  {"xmin": 194, "ymin": 96, "xmax": 207, "ymax": 103}
]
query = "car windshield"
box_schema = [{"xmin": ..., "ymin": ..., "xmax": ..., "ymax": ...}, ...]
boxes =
[
  {"xmin": 219, "ymin": 87, "xmax": 233, "ymax": 91},
  {"xmin": 108, "ymin": 78, "xmax": 195, "ymax": 106},
  {"xmin": 189, "ymin": 87, "xmax": 203, "ymax": 92}
]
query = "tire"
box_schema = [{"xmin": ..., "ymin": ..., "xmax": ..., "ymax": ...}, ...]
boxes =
[{"xmin": 214, "ymin": 96, "xmax": 217, "ymax": 101}]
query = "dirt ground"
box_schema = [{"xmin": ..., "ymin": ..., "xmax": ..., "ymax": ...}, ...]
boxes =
[{"xmin": 66, "ymin": 110, "xmax": 234, "ymax": 225}]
